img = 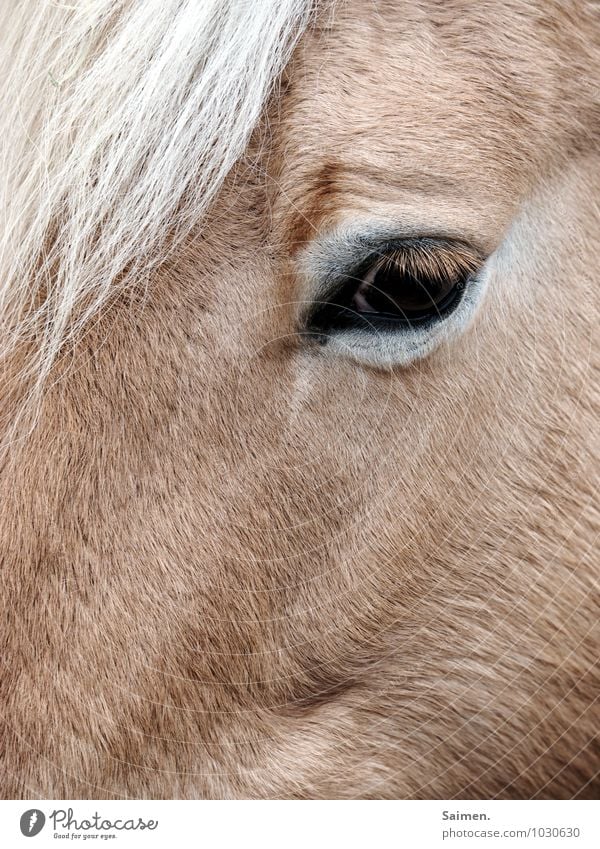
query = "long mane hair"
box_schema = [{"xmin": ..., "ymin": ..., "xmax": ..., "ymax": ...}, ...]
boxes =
[{"xmin": 0, "ymin": 0, "xmax": 314, "ymax": 443}]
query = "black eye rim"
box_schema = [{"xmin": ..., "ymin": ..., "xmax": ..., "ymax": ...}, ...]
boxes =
[{"xmin": 305, "ymin": 236, "xmax": 481, "ymax": 336}]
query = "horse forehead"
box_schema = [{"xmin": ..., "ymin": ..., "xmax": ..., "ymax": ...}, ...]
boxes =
[
  {"xmin": 271, "ymin": 0, "xmax": 584, "ymax": 249},
  {"xmin": 285, "ymin": 1, "xmax": 554, "ymax": 135}
]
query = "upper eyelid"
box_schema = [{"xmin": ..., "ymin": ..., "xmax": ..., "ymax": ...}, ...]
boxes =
[{"xmin": 297, "ymin": 228, "xmax": 485, "ymax": 305}]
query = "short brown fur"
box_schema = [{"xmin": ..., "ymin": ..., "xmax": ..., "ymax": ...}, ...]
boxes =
[{"xmin": 1, "ymin": 0, "xmax": 599, "ymax": 798}]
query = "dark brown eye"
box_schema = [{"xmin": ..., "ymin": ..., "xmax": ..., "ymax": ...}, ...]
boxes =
[
  {"xmin": 308, "ymin": 237, "xmax": 481, "ymax": 334},
  {"xmin": 352, "ymin": 255, "xmax": 462, "ymax": 321}
]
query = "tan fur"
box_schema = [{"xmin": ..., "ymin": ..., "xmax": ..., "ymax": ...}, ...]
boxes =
[{"xmin": 1, "ymin": 0, "xmax": 599, "ymax": 798}]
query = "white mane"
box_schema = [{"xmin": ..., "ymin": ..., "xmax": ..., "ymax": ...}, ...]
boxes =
[{"xmin": 0, "ymin": 0, "xmax": 314, "ymax": 425}]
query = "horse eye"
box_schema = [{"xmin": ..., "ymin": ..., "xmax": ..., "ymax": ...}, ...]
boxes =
[
  {"xmin": 308, "ymin": 239, "xmax": 479, "ymax": 335},
  {"xmin": 349, "ymin": 256, "xmax": 464, "ymax": 324}
]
